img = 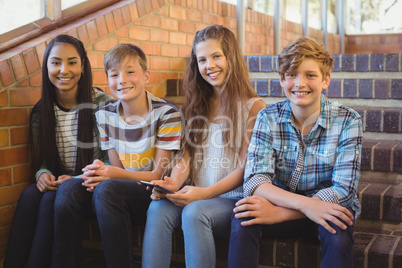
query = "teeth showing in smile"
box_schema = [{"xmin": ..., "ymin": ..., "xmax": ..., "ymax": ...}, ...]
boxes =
[
  {"xmin": 293, "ymin": 92, "xmax": 309, "ymax": 96},
  {"xmin": 208, "ymin": 71, "xmax": 221, "ymax": 78},
  {"xmin": 59, "ymin": 77, "xmax": 72, "ymax": 81}
]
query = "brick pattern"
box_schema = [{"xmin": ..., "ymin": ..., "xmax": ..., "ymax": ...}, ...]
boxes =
[
  {"xmin": 347, "ymin": 34, "xmax": 402, "ymax": 54},
  {"xmin": 361, "ymin": 141, "xmax": 400, "ymax": 172}
]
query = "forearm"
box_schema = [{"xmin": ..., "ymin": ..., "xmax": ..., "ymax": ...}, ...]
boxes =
[
  {"xmin": 168, "ymin": 157, "xmax": 190, "ymax": 190},
  {"xmin": 106, "ymin": 165, "xmax": 163, "ymax": 182},
  {"xmin": 203, "ymin": 167, "xmax": 244, "ymax": 199}
]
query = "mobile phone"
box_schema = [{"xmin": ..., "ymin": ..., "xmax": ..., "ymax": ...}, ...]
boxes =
[{"xmin": 139, "ymin": 181, "xmax": 174, "ymax": 194}]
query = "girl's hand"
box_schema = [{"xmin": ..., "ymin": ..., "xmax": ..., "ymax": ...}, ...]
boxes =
[
  {"xmin": 36, "ymin": 172, "xmax": 57, "ymax": 192},
  {"xmin": 150, "ymin": 176, "xmax": 179, "ymax": 201},
  {"xmin": 166, "ymin": 186, "xmax": 207, "ymax": 207},
  {"xmin": 54, "ymin": 174, "xmax": 73, "ymax": 187}
]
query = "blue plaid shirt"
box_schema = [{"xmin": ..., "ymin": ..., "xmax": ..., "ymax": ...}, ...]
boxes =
[{"xmin": 244, "ymin": 95, "xmax": 363, "ymax": 217}]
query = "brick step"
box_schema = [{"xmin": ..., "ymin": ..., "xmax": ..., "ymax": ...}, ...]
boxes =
[
  {"xmin": 357, "ymin": 181, "xmax": 402, "ymax": 224},
  {"xmin": 361, "ymin": 139, "xmax": 401, "ymax": 173}
]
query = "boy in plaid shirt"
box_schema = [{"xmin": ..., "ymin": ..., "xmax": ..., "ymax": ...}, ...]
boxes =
[{"xmin": 228, "ymin": 37, "xmax": 362, "ymax": 268}]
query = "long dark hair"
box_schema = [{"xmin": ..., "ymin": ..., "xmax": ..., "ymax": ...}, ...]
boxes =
[
  {"xmin": 30, "ymin": 34, "xmax": 94, "ymax": 178},
  {"xmin": 181, "ymin": 25, "xmax": 258, "ymax": 182}
]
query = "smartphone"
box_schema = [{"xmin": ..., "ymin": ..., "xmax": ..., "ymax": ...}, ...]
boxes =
[{"xmin": 139, "ymin": 181, "xmax": 174, "ymax": 194}]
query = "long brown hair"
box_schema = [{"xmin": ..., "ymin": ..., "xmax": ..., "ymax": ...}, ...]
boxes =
[
  {"xmin": 30, "ymin": 34, "xmax": 95, "ymax": 178},
  {"xmin": 181, "ymin": 25, "xmax": 258, "ymax": 181}
]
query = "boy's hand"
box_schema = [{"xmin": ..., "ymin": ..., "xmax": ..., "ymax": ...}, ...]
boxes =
[
  {"xmin": 167, "ymin": 186, "xmax": 207, "ymax": 207},
  {"xmin": 150, "ymin": 176, "xmax": 177, "ymax": 201},
  {"xmin": 233, "ymin": 196, "xmax": 285, "ymax": 226},
  {"xmin": 300, "ymin": 196, "xmax": 354, "ymax": 234},
  {"xmin": 37, "ymin": 172, "xmax": 57, "ymax": 192},
  {"xmin": 81, "ymin": 159, "xmax": 111, "ymax": 191}
]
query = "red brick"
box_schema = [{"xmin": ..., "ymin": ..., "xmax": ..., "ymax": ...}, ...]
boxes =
[
  {"xmin": 0, "ymin": 183, "xmax": 29, "ymax": 206},
  {"xmin": 140, "ymin": 15, "xmax": 161, "ymax": 28},
  {"xmin": 160, "ymin": 17, "xmax": 179, "ymax": 31},
  {"xmin": 144, "ymin": 0, "xmax": 152, "ymax": 13},
  {"xmin": 179, "ymin": 21, "xmax": 196, "ymax": 34},
  {"xmin": 35, "ymin": 42, "xmax": 47, "ymax": 67},
  {"xmin": 136, "ymin": 0, "xmax": 146, "ymax": 17},
  {"xmin": 149, "ymin": 57, "xmax": 169, "ymax": 70},
  {"xmin": 187, "ymin": 9, "xmax": 202, "ymax": 22},
  {"xmin": 105, "ymin": 12, "xmax": 116, "ymax": 33},
  {"xmin": 159, "ymin": 6, "xmax": 169, "ymax": 16},
  {"xmin": 169, "ymin": 32, "xmax": 187, "ymax": 45},
  {"xmin": 0, "ymin": 91, "xmax": 8, "ymax": 107},
  {"xmin": 161, "ymin": 44, "xmax": 179, "ymax": 57},
  {"xmin": 30, "ymin": 72, "xmax": 42, "ymax": 87},
  {"xmin": 10, "ymin": 127, "xmax": 29, "ymax": 146},
  {"xmin": 151, "ymin": 85, "xmax": 166, "ymax": 98},
  {"xmin": 178, "ymin": 46, "xmax": 191, "ymax": 58},
  {"xmin": 0, "ymin": 146, "xmax": 29, "ymax": 167},
  {"xmin": 93, "ymin": 38, "xmax": 118, "ymax": 52},
  {"xmin": 150, "ymin": 29, "xmax": 169, "ymax": 43},
  {"xmin": 202, "ymin": 13, "xmax": 217, "ymax": 25},
  {"xmin": 77, "ymin": 25, "xmax": 90, "ymax": 47},
  {"xmin": 10, "ymin": 54, "xmax": 27, "ymax": 81},
  {"xmin": 86, "ymin": 20, "xmax": 100, "ymax": 43},
  {"xmin": 141, "ymin": 43, "xmax": 161, "ymax": 56},
  {"xmin": 88, "ymin": 53, "xmax": 105, "ymax": 69},
  {"xmin": 0, "ymin": 224, "xmax": 11, "ymax": 247},
  {"xmin": 0, "ymin": 168, "xmax": 11, "ymax": 186},
  {"xmin": 16, "ymin": 79, "xmax": 28, "ymax": 87},
  {"xmin": 161, "ymin": 72, "xmax": 179, "ymax": 81},
  {"xmin": 169, "ymin": 6, "xmax": 186, "ymax": 20},
  {"xmin": 121, "ymin": 5, "xmax": 132, "ymax": 25},
  {"xmin": 170, "ymin": 58, "xmax": 186, "ymax": 71},
  {"xmin": 92, "ymin": 70, "xmax": 108, "ymax": 85},
  {"xmin": 13, "ymin": 164, "xmax": 32, "ymax": 184},
  {"xmin": 116, "ymin": 27, "xmax": 129, "ymax": 38},
  {"xmin": 113, "ymin": 8, "xmax": 124, "ymax": 29},
  {"xmin": 10, "ymin": 88, "xmax": 41, "ymax": 106},
  {"xmin": 151, "ymin": 0, "xmax": 160, "ymax": 10},
  {"xmin": 67, "ymin": 28, "xmax": 79, "ymax": 39},
  {"xmin": 95, "ymin": 16, "xmax": 108, "ymax": 38},
  {"xmin": 148, "ymin": 72, "xmax": 161, "ymax": 85},
  {"xmin": 0, "ymin": 129, "xmax": 9, "ymax": 147},
  {"xmin": 158, "ymin": 0, "xmax": 165, "ymax": 7},
  {"xmin": 0, "ymin": 108, "xmax": 28, "ymax": 127},
  {"xmin": 129, "ymin": 2, "xmax": 139, "ymax": 21},
  {"xmin": 129, "ymin": 27, "xmax": 150, "ymax": 41},
  {"xmin": 0, "ymin": 203, "xmax": 15, "ymax": 226}
]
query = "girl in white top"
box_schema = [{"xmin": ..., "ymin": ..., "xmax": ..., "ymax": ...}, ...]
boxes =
[{"xmin": 142, "ymin": 25, "xmax": 265, "ymax": 268}]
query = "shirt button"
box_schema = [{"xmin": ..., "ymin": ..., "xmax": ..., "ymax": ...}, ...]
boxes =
[
  {"xmin": 297, "ymin": 167, "xmax": 301, "ymax": 171},
  {"xmin": 284, "ymin": 146, "xmax": 287, "ymax": 150},
  {"xmin": 356, "ymin": 151, "xmax": 359, "ymax": 155}
]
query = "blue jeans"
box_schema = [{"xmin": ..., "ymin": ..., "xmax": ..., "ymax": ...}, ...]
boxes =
[
  {"xmin": 4, "ymin": 183, "xmax": 56, "ymax": 268},
  {"xmin": 52, "ymin": 179, "xmax": 151, "ymax": 268},
  {"xmin": 228, "ymin": 209, "xmax": 355, "ymax": 268},
  {"xmin": 142, "ymin": 197, "xmax": 238, "ymax": 268}
]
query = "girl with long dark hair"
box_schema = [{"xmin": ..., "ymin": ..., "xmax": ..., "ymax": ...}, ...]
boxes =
[{"xmin": 4, "ymin": 34, "xmax": 113, "ymax": 268}]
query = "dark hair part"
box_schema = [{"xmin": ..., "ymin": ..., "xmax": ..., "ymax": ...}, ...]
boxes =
[
  {"xmin": 278, "ymin": 36, "xmax": 334, "ymax": 80},
  {"xmin": 103, "ymin": 43, "xmax": 148, "ymax": 74},
  {"xmin": 30, "ymin": 34, "xmax": 95, "ymax": 178},
  {"xmin": 180, "ymin": 24, "xmax": 258, "ymax": 182}
]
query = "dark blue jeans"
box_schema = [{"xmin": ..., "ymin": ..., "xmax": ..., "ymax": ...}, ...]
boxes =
[
  {"xmin": 4, "ymin": 183, "xmax": 56, "ymax": 268},
  {"xmin": 228, "ymin": 210, "xmax": 354, "ymax": 268},
  {"xmin": 52, "ymin": 179, "xmax": 151, "ymax": 268}
]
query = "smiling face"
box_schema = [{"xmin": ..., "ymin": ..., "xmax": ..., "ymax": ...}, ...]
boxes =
[
  {"xmin": 195, "ymin": 38, "xmax": 228, "ymax": 91},
  {"xmin": 106, "ymin": 55, "xmax": 150, "ymax": 103},
  {"xmin": 47, "ymin": 42, "xmax": 83, "ymax": 99},
  {"xmin": 280, "ymin": 58, "xmax": 330, "ymax": 113}
]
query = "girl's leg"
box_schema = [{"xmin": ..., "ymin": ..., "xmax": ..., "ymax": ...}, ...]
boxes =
[
  {"xmin": 181, "ymin": 197, "xmax": 237, "ymax": 268},
  {"xmin": 52, "ymin": 179, "xmax": 93, "ymax": 268},
  {"xmin": 26, "ymin": 190, "xmax": 57, "ymax": 268},
  {"xmin": 4, "ymin": 184, "xmax": 42, "ymax": 268},
  {"xmin": 142, "ymin": 199, "xmax": 183, "ymax": 268},
  {"xmin": 93, "ymin": 179, "xmax": 151, "ymax": 268}
]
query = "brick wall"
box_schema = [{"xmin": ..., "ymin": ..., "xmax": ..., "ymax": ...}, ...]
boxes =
[
  {"xmin": 0, "ymin": 0, "xmax": 400, "ymax": 264},
  {"xmin": 346, "ymin": 33, "xmax": 402, "ymax": 54}
]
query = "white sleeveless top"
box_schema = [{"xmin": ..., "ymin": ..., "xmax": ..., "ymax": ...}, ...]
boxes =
[{"xmin": 192, "ymin": 98, "xmax": 261, "ymax": 199}]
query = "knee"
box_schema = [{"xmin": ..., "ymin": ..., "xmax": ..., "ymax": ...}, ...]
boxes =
[
  {"xmin": 19, "ymin": 184, "xmax": 41, "ymax": 201},
  {"xmin": 54, "ymin": 179, "xmax": 85, "ymax": 208},
  {"xmin": 319, "ymin": 225, "xmax": 353, "ymax": 252},
  {"xmin": 181, "ymin": 202, "xmax": 209, "ymax": 230},
  {"xmin": 147, "ymin": 200, "xmax": 177, "ymax": 227}
]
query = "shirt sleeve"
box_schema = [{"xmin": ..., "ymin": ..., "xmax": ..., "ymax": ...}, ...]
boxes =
[
  {"xmin": 95, "ymin": 110, "xmax": 113, "ymax": 151},
  {"xmin": 243, "ymin": 111, "xmax": 276, "ymax": 197},
  {"xmin": 314, "ymin": 116, "xmax": 363, "ymax": 207},
  {"xmin": 156, "ymin": 105, "xmax": 182, "ymax": 151}
]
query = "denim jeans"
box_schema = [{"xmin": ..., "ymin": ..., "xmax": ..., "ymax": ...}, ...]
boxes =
[
  {"xmin": 4, "ymin": 183, "xmax": 56, "ymax": 268},
  {"xmin": 142, "ymin": 197, "xmax": 238, "ymax": 268},
  {"xmin": 228, "ymin": 209, "xmax": 355, "ymax": 268},
  {"xmin": 52, "ymin": 179, "xmax": 151, "ymax": 268}
]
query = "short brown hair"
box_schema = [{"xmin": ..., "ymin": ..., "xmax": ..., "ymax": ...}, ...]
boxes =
[
  {"xmin": 278, "ymin": 36, "xmax": 334, "ymax": 80},
  {"xmin": 104, "ymin": 43, "xmax": 147, "ymax": 74}
]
